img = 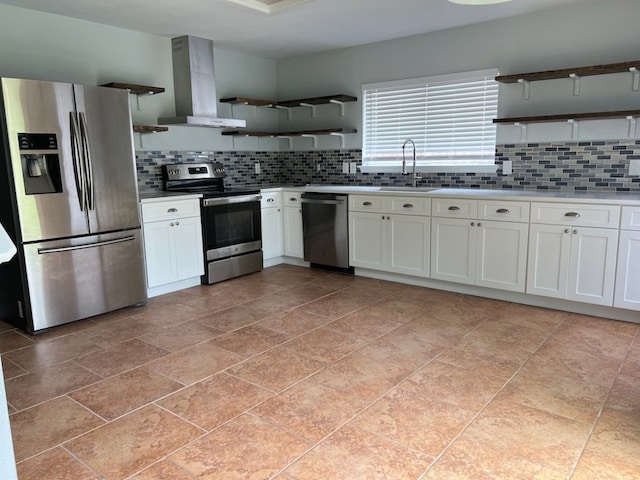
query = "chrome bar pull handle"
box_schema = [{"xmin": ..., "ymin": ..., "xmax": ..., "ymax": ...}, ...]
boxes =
[
  {"xmin": 69, "ymin": 112, "xmax": 85, "ymax": 211},
  {"xmin": 79, "ymin": 112, "xmax": 94, "ymax": 211}
]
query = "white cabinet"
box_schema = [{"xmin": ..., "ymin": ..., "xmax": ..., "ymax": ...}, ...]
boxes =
[
  {"xmin": 527, "ymin": 203, "xmax": 620, "ymax": 306},
  {"xmin": 349, "ymin": 195, "xmax": 430, "ymax": 277},
  {"xmin": 614, "ymin": 207, "xmax": 640, "ymax": 310},
  {"xmin": 283, "ymin": 191, "xmax": 304, "ymax": 258},
  {"xmin": 141, "ymin": 197, "xmax": 204, "ymax": 297},
  {"xmin": 261, "ymin": 191, "xmax": 284, "ymax": 262},
  {"xmin": 431, "ymin": 198, "xmax": 530, "ymax": 292}
]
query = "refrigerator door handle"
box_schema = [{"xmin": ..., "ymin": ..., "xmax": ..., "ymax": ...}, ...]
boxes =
[
  {"xmin": 37, "ymin": 235, "xmax": 136, "ymax": 254},
  {"xmin": 69, "ymin": 112, "xmax": 87, "ymax": 211},
  {"xmin": 78, "ymin": 112, "xmax": 94, "ymax": 211}
]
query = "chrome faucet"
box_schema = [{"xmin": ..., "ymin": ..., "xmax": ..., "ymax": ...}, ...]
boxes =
[{"xmin": 402, "ymin": 139, "xmax": 421, "ymax": 188}]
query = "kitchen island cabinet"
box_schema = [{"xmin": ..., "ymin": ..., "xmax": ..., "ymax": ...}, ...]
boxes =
[{"xmin": 140, "ymin": 196, "xmax": 204, "ymax": 297}]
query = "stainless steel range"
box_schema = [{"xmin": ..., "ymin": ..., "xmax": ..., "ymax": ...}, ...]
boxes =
[{"xmin": 163, "ymin": 163, "xmax": 262, "ymax": 284}]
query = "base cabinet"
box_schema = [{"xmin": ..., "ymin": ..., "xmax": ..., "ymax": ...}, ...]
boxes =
[
  {"xmin": 527, "ymin": 224, "xmax": 618, "ymax": 306},
  {"xmin": 614, "ymin": 229, "xmax": 640, "ymax": 310},
  {"xmin": 261, "ymin": 191, "xmax": 284, "ymax": 261},
  {"xmin": 430, "ymin": 218, "xmax": 476, "ymax": 285},
  {"xmin": 283, "ymin": 191, "xmax": 304, "ymax": 258}
]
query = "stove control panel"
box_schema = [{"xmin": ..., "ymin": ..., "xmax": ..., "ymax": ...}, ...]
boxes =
[{"xmin": 163, "ymin": 162, "xmax": 226, "ymax": 181}]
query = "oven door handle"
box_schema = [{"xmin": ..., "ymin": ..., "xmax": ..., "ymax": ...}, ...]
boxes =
[{"xmin": 203, "ymin": 194, "xmax": 262, "ymax": 207}]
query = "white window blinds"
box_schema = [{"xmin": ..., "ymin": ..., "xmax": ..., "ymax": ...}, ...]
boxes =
[{"xmin": 362, "ymin": 69, "xmax": 499, "ymax": 170}]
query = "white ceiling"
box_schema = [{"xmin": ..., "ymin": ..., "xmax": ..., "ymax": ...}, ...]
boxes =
[{"xmin": 0, "ymin": 0, "xmax": 590, "ymax": 59}]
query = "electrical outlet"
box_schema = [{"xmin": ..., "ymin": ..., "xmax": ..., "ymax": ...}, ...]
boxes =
[
  {"xmin": 342, "ymin": 162, "xmax": 349, "ymax": 174},
  {"xmin": 502, "ymin": 160, "xmax": 512, "ymax": 175},
  {"xmin": 630, "ymin": 159, "xmax": 640, "ymax": 176},
  {"xmin": 254, "ymin": 163, "xmax": 261, "ymax": 174},
  {"xmin": 349, "ymin": 162, "xmax": 357, "ymax": 174}
]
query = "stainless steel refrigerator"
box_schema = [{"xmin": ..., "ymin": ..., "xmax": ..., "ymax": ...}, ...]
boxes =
[{"xmin": 0, "ymin": 78, "xmax": 147, "ymax": 334}]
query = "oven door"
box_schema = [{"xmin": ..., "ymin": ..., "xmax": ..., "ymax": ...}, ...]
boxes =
[{"xmin": 201, "ymin": 194, "xmax": 262, "ymax": 260}]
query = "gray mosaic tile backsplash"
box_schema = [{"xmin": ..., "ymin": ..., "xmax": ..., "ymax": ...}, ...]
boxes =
[{"xmin": 136, "ymin": 140, "xmax": 640, "ymax": 192}]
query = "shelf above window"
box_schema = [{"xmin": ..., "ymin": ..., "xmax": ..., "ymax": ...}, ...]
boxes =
[
  {"xmin": 495, "ymin": 60, "xmax": 640, "ymax": 84},
  {"xmin": 493, "ymin": 110, "xmax": 640, "ymax": 124},
  {"xmin": 221, "ymin": 128, "xmax": 356, "ymax": 137},
  {"xmin": 220, "ymin": 94, "xmax": 357, "ymax": 108},
  {"xmin": 100, "ymin": 82, "xmax": 165, "ymax": 95}
]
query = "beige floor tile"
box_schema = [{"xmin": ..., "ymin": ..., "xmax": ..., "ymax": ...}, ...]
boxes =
[
  {"xmin": 4, "ymin": 333, "xmax": 101, "ymax": 371},
  {"xmin": 310, "ymin": 352, "xmax": 408, "ymax": 402},
  {"xmin": 257, "ymin": 308, "xmax": 332, "ymax": 335},
  {"xmin": 285, "ymin": 425, "xmax": 432, "ymax": 480},
  {"xmin": 396, "ymin": 285, "xmax": 458, "ymax": 308},
  {"xmin": 149, "ymin": 339, "xmax": 244, "ymax": 385},
  {"xmin": 139, "ymin": 320, "xmax": 224, "ymax": 351},
  {"xmin": 400, "ymin": 360, "xmax": 506, "ymax": 411},
  {"xmin": 585, "ymin": 407, "xmax": 640, "ymax": 466},
  {"xmin": 157, "ymin": 373, "xmax": 273, "ymax": 431},
  {"xmin": 252, "ymin": 380, "xmax": 368, "ymax": 442},
  {"xmin": 66, "ymin": 405, "xmax": 204, "ymax": 480},
  {"xmin": 0, "ymin": 330, "xmax": 34, "ymax": 353},
  {"xmin": 132, "ymin": 303, "xmax": 208, "ymax": 328},
  {"xmin": 391, "ymin": 314, "xmax": 475, "ymax": 347},
  {"xmin": 75, "ymin": 339, "xmax": 169, "ymax": 378},
  {"xmin": 0, "ymin": 320, "xmax": 16, "ymax": 333},
  {"xmin": 620, "ymin": 343, "xmax": 640, "ymax": 378},
  {"xmin": 1, "ymin": 356, "xmax": 27, "ymax": 380},
  {"xmin": 16, "ymin": 447, "xmax": 100, "ymax": 480},
  {"xmin": 490, "ymin": 303, "xmax": 568, "ymax": 332},
  {"xmin": 70, "ymin": 367, "xmax": 183, "ymax": 420},
  {"xmin": 227, "ymin": 346, "xmax": 326, "ymax": 392},
  {"xmin": 607, "ymin": 374, "xmax": 640, "ymax": 411},
  {"xmin": 76, "ymin": 317, "xmax": 165, "ymax": 348},
  {"xmin": 5, "ymin": 361, "xmax": 102, "ymax": 411},
  {"xmin": 463, "ymin": 318, "xmax": 550, "ymax": 352},
  {"xmin": 170, "ymin": 414, "xmax": 312, "ymax": 478},
  {"xmin": 428, "ymin": 295, "xmax": 503, "ymax": 324},
  {"xmin": 10, "ymin": 396, "xmax": 104, "ymax": 462},
  {"xmin": 356, "ymin": 331, "xmax": 444, "ymax": 373},
  {"xmin": 460, "ymin": 398, "xmax": 591, "ymax": 475},
  {"xmin": 210, "ymin": 324, "xmax": 290, "ymax": 357},
  {"xmin": 297, "ymin": 290, "xmax": 373, "ymax": 318},
  {"xmin": 424, "ymin": 435, "xmax": 567, "ymax": 480},
  {"xmin": 352, "ymin": 387, "xmax": 475, "ymax": 456},
  {"xmin": 283, "ymin": 327, "xmax": 368, "ymax": 363},
  {"xmin": 130, "ymin": 460, "xmax": 196, "ymax": 479},
  {"xmin": 196, "ymin": 303, "xmax": 268, "ymax": 332},
  {"xmin": 572, "ymin": 449, "xmax": 640, "ymax": 480}
]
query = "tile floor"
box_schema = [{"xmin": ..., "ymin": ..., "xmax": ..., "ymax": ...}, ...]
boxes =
[{"xmin": 2, "ymin": 264, "xmax": 639, "ymax": 479}]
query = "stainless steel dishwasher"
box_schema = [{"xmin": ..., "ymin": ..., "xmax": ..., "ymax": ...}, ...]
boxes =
[{"xmin": 301, "ymin": 192, "xmax": 350, "ymax": 270}]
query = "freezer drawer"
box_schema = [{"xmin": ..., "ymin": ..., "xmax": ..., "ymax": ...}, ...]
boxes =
[{"xmin": 22, "ymin": 229, "xmax": 146, "ymax": 332}]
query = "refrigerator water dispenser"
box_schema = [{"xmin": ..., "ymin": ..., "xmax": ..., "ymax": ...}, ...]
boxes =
[{"xmin": 18, "ymin": 133, "xmax": 62, "ymax": 195}]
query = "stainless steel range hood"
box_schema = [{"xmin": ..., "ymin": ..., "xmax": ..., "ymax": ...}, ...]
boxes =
[{"xmin": 159, "ymin": 36, "xmax": 246, "ymax": 128}]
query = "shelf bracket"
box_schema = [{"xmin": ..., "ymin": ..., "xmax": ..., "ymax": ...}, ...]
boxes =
[
  {"xmin": 329, "ymin": 99, "xmax": 348, "ymax": 116},
  {"xmin": 301, "ymin": 134, "xmax": 318, "ymax": 148},
  {"xmin": 517, "ymin": 79, "xmax": 531, "ymax": 100},
  {"xmin": 514, "ymin": 122, "xmax": 527, "ymax": 142},
  {"xmin": 627, "ymin": 116, "xmax": 637, "ymax": 138},
  {"xmin": 279, "ymin": 135, "xmax": 293, "ymax": 149},
  {"xmin": 569, "ymin": 73, "xmax": 581, "ymax": 96},
  {"xmin": 567, "ymin": 119, "xmax": 579, "ymax": 140},
  {"xmin": 329, "ymin": 132, "xmax": 348, "ymax": 148},
  {"xmin": 630, "ymin": 67, "xmax": 640, "ymax": 91},
  {"xmin": 299, "ymin": 102, "xmax": 317, "ymax": 119},
  {"xmin": 275, "ymin": 105, "xmax": 293, "ymax": 120}
]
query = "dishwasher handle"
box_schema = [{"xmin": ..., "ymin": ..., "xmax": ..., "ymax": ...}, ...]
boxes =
[{"xmin": 301, "ymin": 198, "xmax": 345, "ymax": 205}]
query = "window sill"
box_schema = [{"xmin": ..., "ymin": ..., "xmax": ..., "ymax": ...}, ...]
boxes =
[{"xmin": 359, "ymin": 165, "xmax": 498, "ymax": 174}]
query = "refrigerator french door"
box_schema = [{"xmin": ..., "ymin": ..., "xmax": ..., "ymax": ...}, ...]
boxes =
[{"xmin": 0, "ymin": 78, "xmax": 146, "ymax": 333}]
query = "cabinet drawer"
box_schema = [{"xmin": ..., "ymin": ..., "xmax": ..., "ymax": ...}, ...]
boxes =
[
  {"xmin": 349, "ymin": 195, "xmax": 384, "ymax": 212},
  {"xmin": 478, "ymin": 200, "xmax": 530, "ymax": 223},
  {"xmin": 432, "ymin": 198, "xmax": 478, "ymax": 219},
  {"xmin": 141, "ymin": 198, "xmax": 201, "ymax": 223},
  {"xmin": 387, "ymin": 196, "xmax": 431, "ymax": 215},
  {"xmin": 283, "ymin": 191, "xmax": 302, "ymax": 207},
  {"xmin": 261, "ymin": 191, "xmax": 282, "ymax": 209},
  {"xmin": 530, "ymin": 202, "xmax": 620, "ymax": 228},
  {"xmin": 620, "ymin": 206, "xmax": 640, "ymax": 230}
]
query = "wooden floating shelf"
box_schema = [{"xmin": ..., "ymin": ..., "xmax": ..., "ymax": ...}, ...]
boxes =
[
  {"xmin": 496, "ymin": 60, "xmax": 640, "ymax": 84},
  {"xmin": 133, "ymin": 125, "xmax": 169, "ymax": 133},
  {"xmin": 220, "ymin": 94, "xmax": 357, "ymax": 108},
  {"xmin": 494, "ymin": 110, "xmax": 640, "ymax": 124},
  {"xmin": 101, "ymin": 82, "xmax": 165, "ymax": 95},
  {"xmin": 221, "ymin": 128, "xmax": 356, "ymax": 137}
]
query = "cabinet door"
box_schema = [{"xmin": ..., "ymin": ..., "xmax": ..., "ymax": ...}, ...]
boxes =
[
  {"xmin": 261, "ymin": 207, "xmax": 284, "ymax": 260},
  {"xmin": 614, "ymin": 230, "xmax": 640, "ymax": 310},
  {"xmin": 283, "ymin": 206, "xmax": 304, "ymax": 258},
  {"xmin": 430, "ymin": 217, "xmax": 476, "ymax": 285},
  {"xmin": 349, "ymin": 211, "xmax": 385, "ymax": 270},
  {"xmin": 143, "ymin": 221, "xmax": 176, "ymax": 288},
  {"xmin": 568, "ymin": 227, "xmax": 618, "ymax": 306},
  {"xmin": 173, "ymin": 216, "xmax": 205, "ymax": 281},
  {"xmin": 526, "ymin": 224, "xmax": 571, "ymax": 299},
  {"xmin": 476, "ymin": 221, "xmax": 529, "ymax": 292},
  {"xmin": 387, "ymin": 214, "xmax": 430, "ymax": 277}
]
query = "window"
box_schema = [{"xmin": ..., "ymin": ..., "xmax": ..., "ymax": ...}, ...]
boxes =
[{"xmin": 361, "ymin": 68, "xmax": 499, "ymax": 173}]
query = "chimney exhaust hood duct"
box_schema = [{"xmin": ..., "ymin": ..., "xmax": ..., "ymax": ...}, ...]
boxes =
[{"xmin": 159, "ymin": 35, "xmax": 246, "ymax": 128}]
